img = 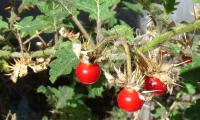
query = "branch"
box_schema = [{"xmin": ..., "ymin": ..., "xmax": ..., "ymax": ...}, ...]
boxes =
[
  {"xmin": 71, "ymin": 16, "xmax": 95, "ymax": 47},
  {"xmin": 0, "ymin": 48, "xmax": 55, "ymax": 59},
  {"xmin": 57, "ymin": 0, "xmax": 95, "ymax": 48},
  {"xmin": 139, "ymin": 20, "xmax": 200, "ymax": 52}
]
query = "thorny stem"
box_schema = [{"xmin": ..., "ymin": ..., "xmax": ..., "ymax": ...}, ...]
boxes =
[
  {"xmin": 123, "ymin": 43, "xmax": 132, "ymax": 78},
  {"xmin": 15, "ymin": 31, "xmax": 24, "ymax": 58},
  {"xmin": 0, "ymin": 48, "xmax": 55, "ymax": 59},
  {"xmin": 95, "ymin": 0, "xmax": 103, "ymax": 43},
  {"xmin": 94, "ymin": 35, "xmax": 119, "ymax": 50},
  {"xmin": 139, "ymin": 20, "xmax": 200, "ymax": 52},
  {"xmin": 57, "ymin": 0, "xmax": 95, "ymax": 48}
]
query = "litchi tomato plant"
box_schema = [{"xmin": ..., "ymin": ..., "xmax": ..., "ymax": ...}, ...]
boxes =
[
  {"xmin": 144, "ymin": 77, "xmax": 167, "ymax": 94},
  {"xmin": 117, "ymin": 88, "xmax": 143, "ymax": 112},
  {"xmin": 75, "ymin": 61, "xmax": 101, "ymax": 84}
]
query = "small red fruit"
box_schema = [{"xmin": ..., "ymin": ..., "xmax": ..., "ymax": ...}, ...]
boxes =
[
  {"xmin": 117, "ymin": 88, "xmax": 143, "ymax": 112},
  {"xmin": 182, "ymin": 55, "xmax": 192, "ymax": 64},
  {"xmin": 144, "ymin": 77, "xmax": 167, "ymax": 94},
  {"xmin": 75, "ymin": 61, "xmax": 101, "ymax": 84}
]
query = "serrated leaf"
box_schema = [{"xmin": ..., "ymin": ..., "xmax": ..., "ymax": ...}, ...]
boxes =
[
  {"xmin": 76, "ymin": 0, "xmax": 120, "ymax": 21},
  {"xmin": 37, "ymin": 86, "xmax": 74, "ymax": 109},
  {"xmin": 15, "ymin": 16, "xmax": 49, "ymax": 37},
  {"xmin": 49, "ymin": 41, "xmax": 78, "ymax": 83},
  {"xmin": 108, "ymin": 25, "xmax": 134, "ymax": 41},
  {"xmin": 0, "ymin": 16, "xmax": 8, "ymax": 29},
  {"xmin": 56, "ymin": 86, "xmax": 74, "ymax": 109},
  {"xmin": 163, "ymin": 0, "xmax": 179, "ymax": 14},
  {"xmin": 88, "ymin": 87, "xmax": 104, "ymax": 98},
  {"xmin": 123, "ymin": 1, "xmax": 143, "ymax": 14}
]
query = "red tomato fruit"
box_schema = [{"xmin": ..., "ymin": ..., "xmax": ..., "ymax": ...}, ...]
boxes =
[
  {"xmin": 182, "ymin": 55, "xmax": 192, "ymax": 64},
  {"xmin": 144, "ymin": 77, "xmax": 167, "ymax": 94},
  {"xmin": 117, "ymin": 88, "xmax": 143, "ymax": 112},
  {"xmin": 75, "ymin": 61, "xmax": 101, "ymax": 84}
]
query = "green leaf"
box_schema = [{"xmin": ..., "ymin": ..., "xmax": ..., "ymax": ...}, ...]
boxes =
[
  {"xmin": 15, "ymin": 16, "xmax": 49, "ymax": 37},
  {"xmin": 192, "ymin": 0, "xmax": 200, "ymax": 3},
  {"xmin": 76, "ymin": 0, "xmax": 120, "ymax": 21},
  {"xmin": 53, "ymin": 0, "xmax": 78, "ymax": 15},
  {"xmin": 37, "ymin": 86, "xmax": 47, "ymax": 94},
  {"xmin": 184, "ymin": 83, "xmax": 196, "ymax": 94},
  {"xmin": 0, "ymin": 16, "xmax": 8, "ymax": 29},
  {"xmin": 41, "ymin": 116, "xmax": 49, "ymax": 120},
  {"xmin": 163, "ymin": 0, "xmax": 179, "ymax": 14},
  {"xmin": 55, "ymin": 86, "xmax": 74, "ymax": 109},
  {"xmin": 168, "ymin": 43, "xmax": 180, "ymax": 55},
  {"xmin": 88, "ymin": 87, "xmax": 104, "ymax": 98},
  {"xmin": 123, "ymin": 2, "xmax": 143, "ymax": 14},
  {"xmin": 49, "ymin": 41, "xmax": 78, "ymax": 83},
  {"xmin": 37, "ymin": 86, "xmax": 74, "ymax": 109},
  {"xmin": 108, "ymin": 25, "xmax": 134, "ymax": 41}
]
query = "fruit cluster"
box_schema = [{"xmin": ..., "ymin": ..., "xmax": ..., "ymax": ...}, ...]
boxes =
[{"xmin": 75, "ymin": 60, "xmax": 169, "ymax": 112}]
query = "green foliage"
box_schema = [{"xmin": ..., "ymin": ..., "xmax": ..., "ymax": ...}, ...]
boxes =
[
  {"xmin": 0, "ymin": 59, "xmax": 10, "ymax": 72},
  {"xmin": 15, "ymin": 16, "xmax": 48, "ymax": 37},
  {"xmin": 109, "ymin": 107, "xmax": 127, "ymax": 119},
  {"xmin": 53, "ymin": 0, "xmax": 78, "ymax": 15},
  {"xmin": 108, "ymin": 25, "xmax": 134, "ymax": 41},
  {"xmin": 0, "ymin": 16, "xmax": 8, "ymax": 29},
  {"xmin": 123, "ymin": 2, "xmax": 143, "ymax": 14},
  {"xmin": 163, "ymin": 0, "xmax": 179, "ymax": 14},
  {"xmin": 49, "ymin": 41, "xmax": 78, "ymax": 83},
  {"xmin": 88, "ymin": 87, "xmax": 104, "ymax": 98},
  {"xmin": 37, "ymin": 85, "xmax": 93, "ymax": 119},
  {"xmin": 168, "ymin": 42, "xmax": 181, "ymax": 55},
  {"xmin": 75, "ymin": 0, "xmax": 120, "ymax": 21},
  {"xmin": 37, "ymin": 85, "xmax": 74, "ymax": 109}
]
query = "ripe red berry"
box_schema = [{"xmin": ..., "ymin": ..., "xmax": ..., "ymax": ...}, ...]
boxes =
[
  {"xmin": 75, "ymin": 61, "xmax": 101, "ymax": 84},
  {"xmin": 144, "ymin": 77, "xmax": 167, "ymax": 94},
  {"xmin": 117, "ymin": 88, "xmax": 143, "ymax": 112},
  {"xmin": 182, "ymin": 55, "xmax": 192, "ymax": 64}
]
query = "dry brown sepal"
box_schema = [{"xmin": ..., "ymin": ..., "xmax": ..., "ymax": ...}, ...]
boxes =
[
  {"xmin": 7, "ymin": 56, "xmax": 51, "ymax": 83},
  {"xmin": 134, "ymin": 47, "xmax": 179, "ymax": 94},
  {"xmin": 59, "ymin": 27, "xmax": 80, "ymax": 40}
]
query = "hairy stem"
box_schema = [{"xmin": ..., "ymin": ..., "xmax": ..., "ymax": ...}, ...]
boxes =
[
  {"xmin": 0, "ymin": 48, "xmax": 55, "ymax": 59},
  {"xmin": 139, "ymin": 20, "xmax": 200, "ymax": 52},
  {"xmin": 95, "ymin": 0, "xmax": 103, "ymax": 43},
  {"xmin": 71, "ymin": 16, "xmax": 95, "ymax": 47},
  {"xmin": 123, "ymin": 43, "xmax": 132, "ymax": 77}
]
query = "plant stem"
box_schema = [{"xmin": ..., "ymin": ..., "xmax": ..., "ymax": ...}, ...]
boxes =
[
  {"xmin": 15, "ymin": 31, "xmax": 24, "ymax": 57},
  {"xmin": 57, "ymin": 0, "xmax": 95, "ymax": 48},
  {"xmin": 139, "ymin": 20, "xmax": 200, "ymax": 52},
  {"xmin": 71, "ymin": 16, "xmax": 95, "ymax": 48},
  {"xmin": 0, "ymin": 48, "xmax": 55, "ymax": 59},
  {"xmin": 123, "ymin": 43, "xmax": 132, "ymax": 77},
  {"xmin": 95, "ymin": 0, "xmax": 103, "ymax": 43}
]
